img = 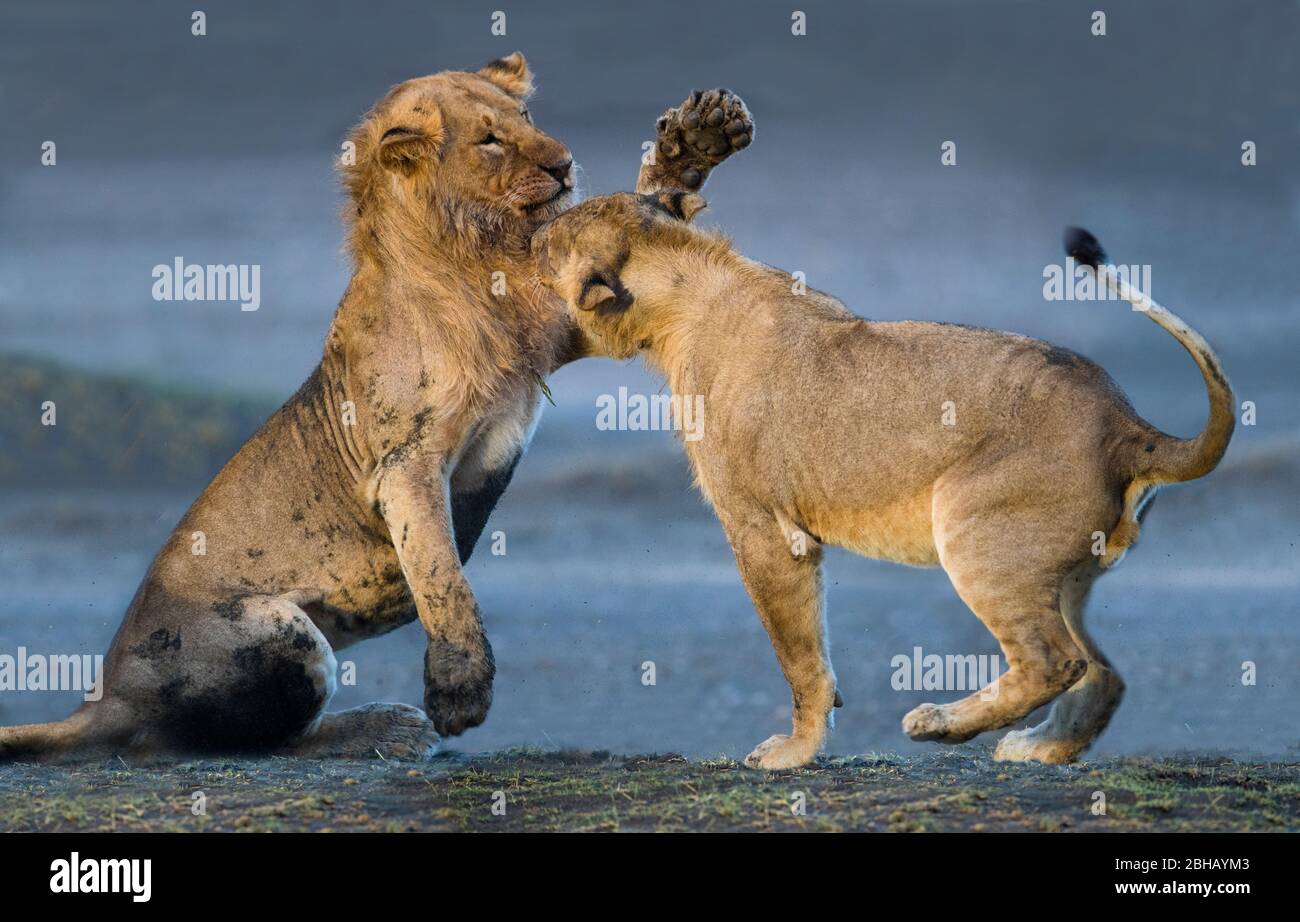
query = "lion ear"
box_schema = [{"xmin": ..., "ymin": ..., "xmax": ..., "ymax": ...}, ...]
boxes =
[
  {"xmin": 579, "ymin": 282, "xmax": 618, "ymax": 312},
  {"xmin": 578, "ymin": 271, "xmax": 633, "ymax": 313},
  {"xmin": 478, "ymin": 51, "xmax": 534, "ymax": 99},
  {"xmin": 377, "ymin": 123, "xmax": 441, "ymax": 176}
]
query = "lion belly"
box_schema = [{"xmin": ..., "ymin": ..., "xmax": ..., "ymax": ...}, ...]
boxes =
[{"xmin": 812, "ymin": 486, "xmax": 941, "ymax": 567}]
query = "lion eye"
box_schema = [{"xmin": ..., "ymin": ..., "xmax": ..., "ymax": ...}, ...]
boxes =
[{"xmin": 480, "ymin": 132, "xmax": 502, "ymax": 146}]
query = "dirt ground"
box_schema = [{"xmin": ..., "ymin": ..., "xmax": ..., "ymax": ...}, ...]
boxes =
[{"xmin": 0, "ymin": 750, "xmax": 1295, "ymax": 833}]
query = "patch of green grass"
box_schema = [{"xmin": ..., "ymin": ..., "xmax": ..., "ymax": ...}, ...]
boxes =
[
  {"xmin": 0, "ymin": 750, "xmax": 1295, "ymax": 833},
  {"xmin": 0, "ymin": 352, "xmax": 275, "ymax": 487}
]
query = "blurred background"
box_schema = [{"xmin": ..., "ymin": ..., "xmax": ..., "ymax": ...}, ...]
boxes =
[{"xmin": 1, "ymin": 0, "xmax": 1296, "ymax": 759}]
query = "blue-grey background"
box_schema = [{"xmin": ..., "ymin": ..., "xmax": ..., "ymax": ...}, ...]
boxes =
[{"xmin": 1, "ymin": 0, "xmax": 1296, "ymax": 759}]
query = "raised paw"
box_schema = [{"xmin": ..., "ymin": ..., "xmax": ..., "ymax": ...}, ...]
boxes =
[
  {"xmin": 643, "ymin": 88, "xmax": 753, "ymax": 192},
  {"xmin": 424, "ymin": 637, "xmax": 495, "ymax": 737},
  {"xmin": 743, "ymin": 733, "xmax": 819, "ymax": 771},
  {"xmin": 901, "ymin": 702, "xmax": 979, "ymax": 744}
]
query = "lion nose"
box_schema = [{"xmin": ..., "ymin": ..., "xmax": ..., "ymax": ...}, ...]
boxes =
[{"xmin": 542, "ymin": 158, "xmax": 572, "ymax": 186}]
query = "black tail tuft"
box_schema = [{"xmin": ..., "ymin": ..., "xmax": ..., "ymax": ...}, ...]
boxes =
[{"xmin": 1064, "ymin": 226, "xmax": 1106, "ymax": 269}]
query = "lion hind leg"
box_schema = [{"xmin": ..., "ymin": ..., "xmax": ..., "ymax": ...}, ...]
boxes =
[
  {"xmin": 285, "ymin": 703, "xmax": 439, "ymax": 761},
  {"xmin": 900, "ymin": 596, "xmax": 1087, "ymax": 747},
  {"xmin": 904, "ymin": 497, "xmax": 1091, "ymax": 746},
  {"xmin": 120, "ymin": 593, "xmax": 339, "ymax": 755},
  {"xmin": 124, "ymin": 592, "xmax": 437, "ymax": 760},
  {"xmin": 995, "ymin": 567, "xmax": 1125, "ymax": 764},
  {"xmin": 5, "ymin": 591, "xmax": 342, "ymax": 761}
]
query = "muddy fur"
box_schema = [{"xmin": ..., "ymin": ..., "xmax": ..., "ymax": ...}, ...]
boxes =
[
  {"xmin": 533, "ymin": 192, "xmax": 1234, "ymax": 769},
  {"xmin": 0, "ymin": 59, "xmax": 753, "ymax": 762}
]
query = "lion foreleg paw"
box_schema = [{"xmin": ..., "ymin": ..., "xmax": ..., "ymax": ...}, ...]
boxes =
[
  {"xmin": 743, "ymin": 733, "xmax": 820, "ymax": 771},
  {"xmin": 647, "ymin": 88, "xmax": 753, "ymax": 191},
  {"xmin": 423, "ymin": 637, "xmax": 495, "ymax": 737}
]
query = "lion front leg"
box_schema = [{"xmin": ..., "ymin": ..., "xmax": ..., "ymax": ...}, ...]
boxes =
[
  {"xmin": 636, "ymin": 88, "xmax": 753, "ymax": 194},
  {"xmin": 377, "ymin": 463, "xmax": 495, "ymax": 737},
  {"xmin": 718, "ymin": 504, "xmax": 837, "ymax": 771}
]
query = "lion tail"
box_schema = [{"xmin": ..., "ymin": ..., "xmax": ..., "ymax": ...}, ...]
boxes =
[
  {"xmin": 1063, "ymin": 227, "xmax": 1235, "ymax": 565},
  {"xmin": 0, "ymin": 708, "xmax": 114, "ymax": 762},
  {"xmin": 1064, "ymin": 226, "xmax": 1235, "ymax": 484}
]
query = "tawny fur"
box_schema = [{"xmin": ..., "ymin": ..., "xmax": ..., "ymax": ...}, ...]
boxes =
[
  {"xmin": 0, "ymin": 60, "xmax": 753, "ymax": 762},
  {"xmin": 533, "ymin": 192, "xmax": 1234, "ymax": 769}
]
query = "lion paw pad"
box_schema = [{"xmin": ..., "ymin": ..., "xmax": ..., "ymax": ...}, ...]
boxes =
[{"xmin": 655, "ymin": 88, "xmax": 753, "ymax": 188}]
